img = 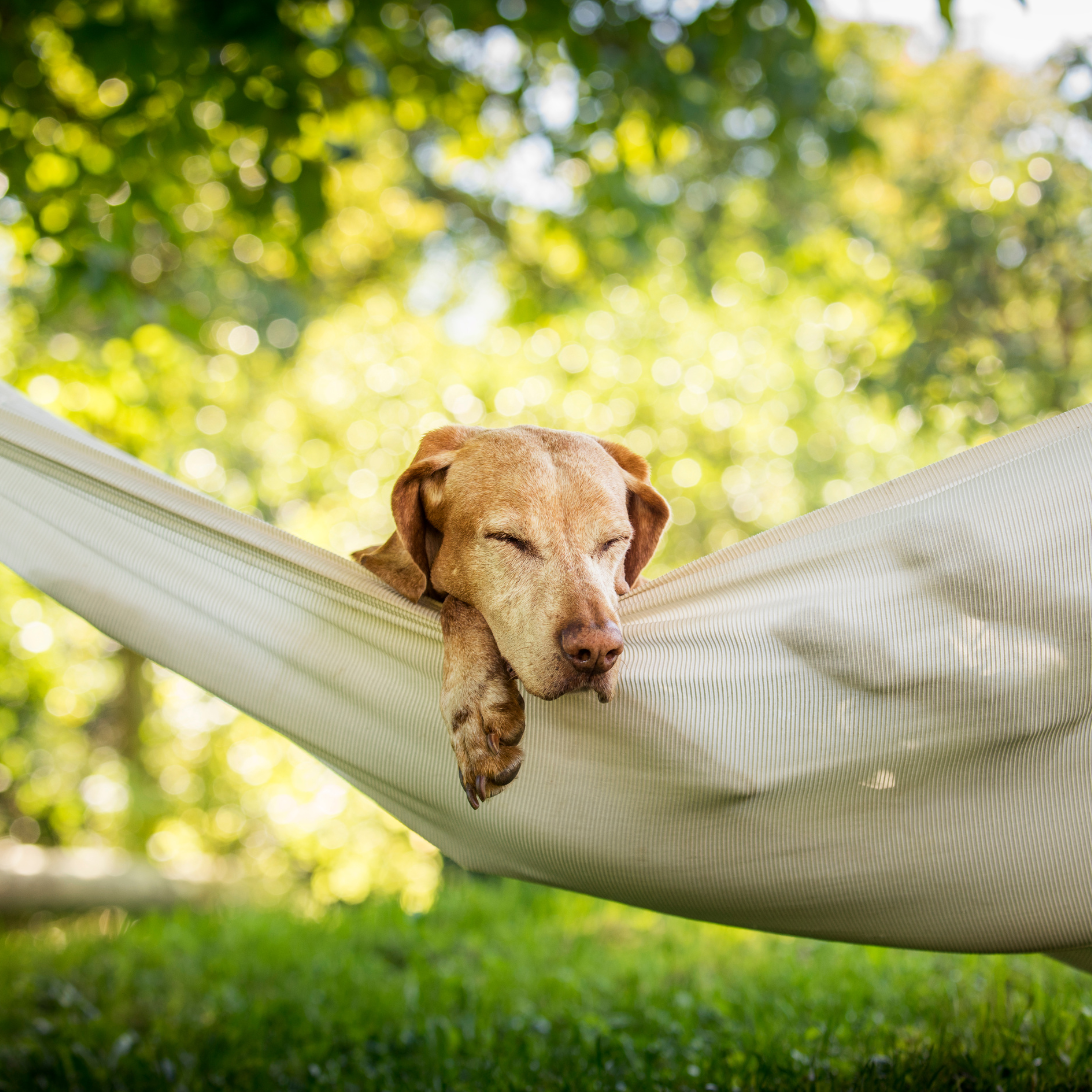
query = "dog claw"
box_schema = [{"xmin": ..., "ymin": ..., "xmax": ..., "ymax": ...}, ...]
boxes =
[
  {"xmin": 462, "ymin": 775, "xmax": 480, "ymax": 810},
  {"xmin": 476, "ymin": 774, "xmax": 489, "ymax": 801},
  {"xmin": 597, "ymin": 692, "xmax": 609, "ymax": 704},
  {"xmin": 492, "ymin": 755, "xmax": 522, "ymax": 786},
  {"xmin": 487, "ymin": 732, "xmax": 500, "ymax": 755}
]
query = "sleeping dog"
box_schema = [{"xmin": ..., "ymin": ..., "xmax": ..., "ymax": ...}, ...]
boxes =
[{"xmin": 353, "ymin": 425, "xmax": 670, "ymax": 809}]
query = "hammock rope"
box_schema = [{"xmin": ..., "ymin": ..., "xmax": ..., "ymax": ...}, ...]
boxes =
[{"xmin": 3, "ymin": 380, "xmax": 1092, "ymax": 971}]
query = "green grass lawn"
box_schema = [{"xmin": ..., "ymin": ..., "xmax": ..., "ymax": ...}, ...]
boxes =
[{"xmin": 3, "ymin": 874, "xmax": 1092, "ymax": 1091}]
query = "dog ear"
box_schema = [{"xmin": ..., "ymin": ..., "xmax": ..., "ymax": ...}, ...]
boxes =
[
  {"xmin": 352, "ymin": 537, "xmax": 426, "ymax": 601},
  {"xmin": 353, "ymin": 425, "xmax": 481, "ymax": 601},
  {"xmin": 597, "ymin": 439, "xmax": 672, "ymax": 587}
]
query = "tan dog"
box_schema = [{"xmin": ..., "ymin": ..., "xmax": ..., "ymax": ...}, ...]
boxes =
[{"xmin": 353, "ymin": 424, "xmax": 670, "ymax": 809}]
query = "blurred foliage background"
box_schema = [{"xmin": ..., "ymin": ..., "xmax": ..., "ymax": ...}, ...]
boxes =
[{"xmin": 1, "ymin": 0, "xmax": 1091, "ymax": 913}]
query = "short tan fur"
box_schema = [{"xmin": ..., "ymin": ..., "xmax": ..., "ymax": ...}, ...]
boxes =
[{"xmin": 354, "ymin": 425, "xmax": 670, "ymax": 809}]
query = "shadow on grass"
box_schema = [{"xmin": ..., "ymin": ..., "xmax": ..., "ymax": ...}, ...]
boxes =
[{"xmin": 2, "ymin": 871, "xmax": 1091, "ymax": 1090}]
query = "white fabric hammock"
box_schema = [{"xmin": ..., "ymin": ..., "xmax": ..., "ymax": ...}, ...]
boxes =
[{"xmin": 3, "ymin": 379, "xmax": 1092, "ymax": 970}]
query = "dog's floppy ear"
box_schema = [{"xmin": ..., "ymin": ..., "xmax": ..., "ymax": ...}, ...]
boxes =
[
  {"xmin": 353, "ymin": 425, "xmax": 481, "ymax": 601},
  {"xmin": 597, "ymin": 438, "xmax": 671, "ymax": 587}
]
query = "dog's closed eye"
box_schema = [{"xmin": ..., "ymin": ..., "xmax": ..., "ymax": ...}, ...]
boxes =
[
  {"xmin": 485, "ymin": 531, "xmax": 537, "ymax": 556},
  {"xmin": 597, "ymin": 536, "xmax": 631, "ymax": 556}
]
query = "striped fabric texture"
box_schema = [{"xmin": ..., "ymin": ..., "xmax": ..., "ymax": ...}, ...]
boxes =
[{"xmin": 2, "ymin": 380, "xmax": 1092, "ymax": 969}]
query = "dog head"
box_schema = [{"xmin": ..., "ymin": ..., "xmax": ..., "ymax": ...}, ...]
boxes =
[{"xmin": 357, "ymin": 425, "xmax": 670, "ymax": 702}]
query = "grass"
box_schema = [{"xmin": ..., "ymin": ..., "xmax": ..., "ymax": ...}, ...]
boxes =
[{"xmin": 2, "ymin": 874, "xmax": 1092, "ymax": 1090}]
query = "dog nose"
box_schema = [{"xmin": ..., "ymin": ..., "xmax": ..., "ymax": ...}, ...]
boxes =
[{"xmin": 559, "ymin": 621, "xmax": 623, "ymax": 675}]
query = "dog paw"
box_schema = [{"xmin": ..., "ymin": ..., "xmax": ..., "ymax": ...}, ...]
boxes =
[
  {"xmin": 440, "ymin": 596, "xmax": 528, "ymax": 809},
  {"xmin": 444, "ymin": 677, "xmax": 525, "ymax": 809}
]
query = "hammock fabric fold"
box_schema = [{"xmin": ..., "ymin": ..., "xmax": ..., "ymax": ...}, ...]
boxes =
[{"xmin": 3, "ymin": 380, "xmax": 1092, "ymax": 970}]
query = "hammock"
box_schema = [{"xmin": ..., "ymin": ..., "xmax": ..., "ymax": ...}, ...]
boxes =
[{"xmin": 3, "ymin": 379, "xmax": 1092, "ymax": 972}]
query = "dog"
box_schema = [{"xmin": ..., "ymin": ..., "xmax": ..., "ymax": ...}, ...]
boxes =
[{"xmin": 353, "ymin": 424, "xmax": 670, "ymax": 809}]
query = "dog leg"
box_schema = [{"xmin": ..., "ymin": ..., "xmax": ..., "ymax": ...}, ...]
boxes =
[{"xmin": 440, "ymin": 597, "xmax": 525, "ymax": 809}]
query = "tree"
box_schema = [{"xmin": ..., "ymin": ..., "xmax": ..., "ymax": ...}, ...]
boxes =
[{"xmin": 0, "ymin": 0, "xmax": 850, "ymax": 335}]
